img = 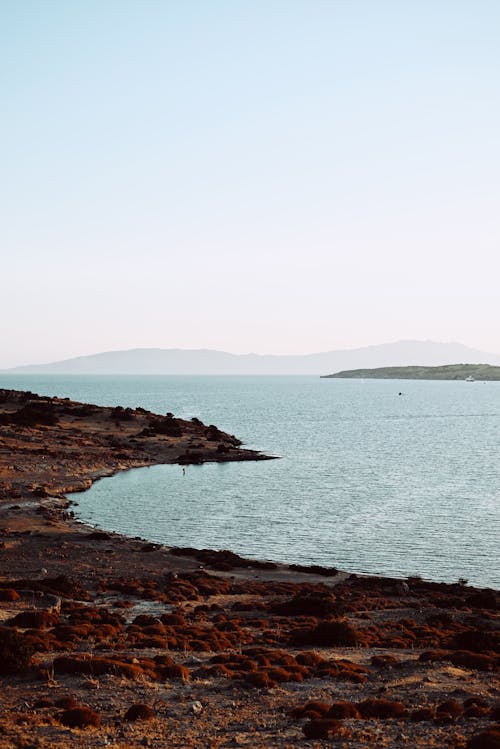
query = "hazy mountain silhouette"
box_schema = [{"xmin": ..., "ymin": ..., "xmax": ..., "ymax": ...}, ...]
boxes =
[{"xmin": 4, "ymin": 341, "xmax": 500, "ymax": 375}]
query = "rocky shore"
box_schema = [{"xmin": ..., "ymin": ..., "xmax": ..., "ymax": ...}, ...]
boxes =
[{"xmin": 0, "ymin": 389, "xmax": 498, "ymax": 748}]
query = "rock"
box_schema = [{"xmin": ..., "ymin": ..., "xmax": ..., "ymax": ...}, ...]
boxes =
[{"xmin": 191, "ymin": 701, "xmax": 203, "ymax": 715}]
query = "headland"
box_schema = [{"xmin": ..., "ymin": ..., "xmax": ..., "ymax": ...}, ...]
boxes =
[{"xmin": 321, "ymin": 363, "xmax": 500, "ymax": 380}]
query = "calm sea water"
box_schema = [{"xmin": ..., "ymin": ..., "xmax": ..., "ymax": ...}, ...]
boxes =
[{"xmin": 2, "ymin": 374, "xmax": 499, "ymax": 589}]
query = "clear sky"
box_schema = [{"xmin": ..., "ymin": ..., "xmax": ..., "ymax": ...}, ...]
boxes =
[{"xmin": 1, "ymin": 1, "xmax": 499, "ymax": 367}]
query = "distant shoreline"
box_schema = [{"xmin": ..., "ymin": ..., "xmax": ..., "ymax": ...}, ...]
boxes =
[{"xmin": 322, "ymin": 363, "xmax": 500, "ymax": 381}]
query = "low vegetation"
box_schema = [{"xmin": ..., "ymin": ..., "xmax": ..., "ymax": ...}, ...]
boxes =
[{"xmin": 322, "ymin": 363, "xmax": 500, "ymax": 380}]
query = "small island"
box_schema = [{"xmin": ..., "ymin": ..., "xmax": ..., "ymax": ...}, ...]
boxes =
[{"xmin": 321, "ymin": 363, "xmax": 500, "ymax": 380}]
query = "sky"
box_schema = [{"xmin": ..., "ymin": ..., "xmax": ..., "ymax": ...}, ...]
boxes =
[{"xmin": 1, "ymin": 1, "xmax": 499, "ymax": 367}]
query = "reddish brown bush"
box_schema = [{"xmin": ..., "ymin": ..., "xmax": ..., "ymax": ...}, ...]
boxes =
[
  {"xmin": 371, "ymin": 654, "xmax": 400, "ymax": 667},
  {"xmin": 315, "ymin": 658, "xmax": 368, "ymax": 683},
  {"xmin": 132, "ymin": 614, "xmax": 159, "ymax": 627},
  {"xmin": 9, "ymin": 611, "xmax": 58, "ymax": 629},
  {"xmin": 452, "ymin": 629, "xmax": 499, "ymax": 653},
  {"xmin": 466, "ymin": 591, "xmax": 498, "ymax": 610},
  {"xmin": 464, "ymin": 696, "xmax": 488, "ymax": 709},
  {"xmin": 357, "ymin": 698, "xmax": 407, "ymax": 719},
  {"xmin": 54, "ymin": 655, "xmax": 144, "ymax": 679},
  {"xmin": 0, "ymin": 589, "xmax": 20, "ymax": 602},
  {"xmin": 266, "ymin": 667, "xmax": 292, "ymax": 683},
  {"xmin": 159, "ymin": 663, "xmax": 189, "ymax": 681},
  {"xmin": 449, "ymin": 650, "xmax": 497, "ymax": 671},
  {"xmin": 193, "ymin": 663, "xmax": 234, "ymax": 679},
  {"xmin": 410, "ymin": 707, "xmax": 435, "ymax": 721},
  {"xmin": 128, "ymin": 634, "xmax": 166, "ymax": 649},
  {"xmin": 245, "ymin": 670, "xmax": 272, "ymax": 688},
  {"xmin": 59, "ymin": 706, "xmax": 101, "ymax": 728},
  {"xmin": 290, "ymin": 701, "xmax": 331, "ymax": 719},
  {"xmin": 53, "ymin": 624, "xmax": 93, "ymax": 643},
  {"xmin": 466, "ymin": 728, "xmax": 500, "ymax": 749},
  {"xmin": 295, "ymin": 651, "xmax": 325, "ymax": 667},
  {"xmin": 124, "ymin": 704, "xmax": 154, "ymax": 721},
  {"xmin": 464, "ymin": 704, "xmax": 491, "ymax": 718},
  {"xmin": 0, "ymin": 627, "xmax": 34, "ymax": 675},
  {"xmin": 34, "ymin": 698, "xmax": 54, "ymax": 708},
  {"xmin": 491, "ymin": 705, "xmax": 500, "ymax": 721},
  {"xmin": 436, "ymin": 699, "xmax": 463, "ymax": 719},
  {"xmin": 55, "ymin": 696, "xmax": 79, "ymax": 710},
  {"xmin": 419, "ymin": 649, "xmax": 450, "ymax": 662},
  {"xmin": 271, "ymin": 593, "xmax": 339, "ymax": 617},
  {"xmin": 327, "ymin": 701, "xmax": 361, "ymax": 719},
  {"xmin": 290, "ymin": 619, "xmax": 359, "ymax": 647}
]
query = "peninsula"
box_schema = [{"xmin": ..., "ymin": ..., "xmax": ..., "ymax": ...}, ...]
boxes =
[
  {"xmin": 0, "ymin": 389, "xmax": 498, "ymax": 749},
  {"xmin": 322, "ymin": 363, "xmax": 500, "ymax": 380}
]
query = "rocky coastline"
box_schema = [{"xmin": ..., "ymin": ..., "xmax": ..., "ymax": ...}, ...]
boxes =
[{"xmin": 0, "ymin": 388, "xmax": 498, "ymax": 748}]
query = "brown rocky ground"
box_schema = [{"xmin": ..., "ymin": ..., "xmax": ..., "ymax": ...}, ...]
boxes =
[{"xmin": 0, "ymin": 389, "xmax": 498, "ymax": 748}]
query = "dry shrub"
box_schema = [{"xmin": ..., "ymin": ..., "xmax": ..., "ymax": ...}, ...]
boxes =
[
  {"xmin": 24, "ymin": 574, "xmax": 89, "ymax": 600},
  {"xmin": 55, "ymin": 696, "xmax": 79, "ymax": 710},
  {"xmin": 436, "ymin": 699, "xmax": 463, "ymax": 719},
  {"xmin": 34, "ymin": 698, "xmax": 54, "ymax": 708},
  {"xmin": 466, "ymin": 591, "xmax": 499, "ymax": 610},
  {"xmin": 271, "ymin": 593, "xmax": 339, "ymax": 617},
  {"xmin": 452, "ymin": 629, "xmax": 499, "ymax": 653},
  {"xmin": 464, "ymin": 696, "xmax": 488, "ymax": 709},
  {"xmin": 302, "ymin": 719, "xmax": 342, "ymax": 739},
  {"xmin": 124, "ymin": 704, "xmax": 154, "ymax": 721},
  {"xmin": 54, "ymin": 624, "xmax": 93, "ymax": 643},
  {"xmin": 327, "ymin": 701, "xmax": 362, "ymax": 719},
  {"xmin": 290, "ymin": 619, "xmax": 358, "ymax": 647},
  {"xmin": 195, "ymin": 664, "xmax": 235, "ymax": 679},
  {"xmin": 68, "ymin": 606, "xmax": 124, "ymax": 628},
  {"xmin": 449, "ymin": 650, "xmax": 497, "ymax": 671},
  {"xmin": 315, "ymin": 658, "xmax": 368, "ymax": 683},
  {"xmin": 141, "ymin": 623, "xmax": 167, "ymax": 636},
  {"xmin": 466, "ymin": 728, "xmax": 500, "ymax": 749},
  {"xmin": 491, "ymin": 705, "xmax": 500, "ymax": 721},
  {"xmin": 24, "ymin": 631, "xmax": 55, "ymax": 653},
  {"xmin": 59, "ymin": 706, "xmax": 101, "ymax": 729},
  {"xmin": 266, "ymin": 667, "xmax": 292, "ymax": 683},
  {"xmin": 54, "ymin": 655, "xmax": 144, "ymax": 679},
  {"xmin": 371, "ymin": 654, "xmax": 400, "ymax": 667},
  {"xmin": 129, "ymin": 634, "xmax": 166, "ymax": 649},
  {"xmin": 357, "ymin": 698, "xmax": 407, "ymax": 719},
  {"xmin": 159, "ymin": 663, "xmax": 189, "ymax": 681},
  {"xmin": 295, "ymin": 651, "xmax": 325, "ymax": 667},
  {"xmin": 464, "ymin": 704, "xmax": 491, "ymax": 718},
  {"xmin": 132, "ymin": 614, "xmax": 159, "ymax": 627},
  {"xmin": 0, "ymin": 589, "xmax": 20, "ymax": 602},
  {"xmin": 419, "ymin": 649, "xmax": 450, "ymax": 662},
  {"xmin": 290, "ymin": 701, "xmax": 332, "ymax": 719},
  {"xmin": 0, "ymin": 627, "xmax": 34, "ymax": 675},
  {"xmin": 8, "ymin": 611, "xmax": 58, "ymax": 629},
  {"xmin": 245, "ymin": 671, "xmax": 272, "ymax": 688},
  {"xmin": 410, "ymin": 707, "xmax": 435, "ymax": 721},
  {"xmin": 287, "ymin": 666, "xmax": 307, "ymax": 682}
]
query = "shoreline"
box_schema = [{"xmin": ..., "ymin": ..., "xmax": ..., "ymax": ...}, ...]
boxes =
[{"xmin": 0, "ymin": 388, "xmax": 498, "ymax": 748}]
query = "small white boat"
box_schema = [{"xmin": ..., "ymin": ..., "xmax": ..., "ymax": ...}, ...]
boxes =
[{"xmin": 465, "ymin": 375, "xmax": 475, "ymax": 382}]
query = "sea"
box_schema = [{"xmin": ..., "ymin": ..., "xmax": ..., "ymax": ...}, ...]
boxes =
[{"xmin": 1, "ymin": 374, "xmax": 499, "ymax": 589}]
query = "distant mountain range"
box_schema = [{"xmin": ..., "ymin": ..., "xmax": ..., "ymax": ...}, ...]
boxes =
[{"xmin": 4, "ymin": 340, "xmax": 500, "ymax": 376}]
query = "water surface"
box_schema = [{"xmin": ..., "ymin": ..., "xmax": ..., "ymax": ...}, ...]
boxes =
[{"xmin": 2, "ymin": 374, "xmax": 499, "ymax": 588}]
